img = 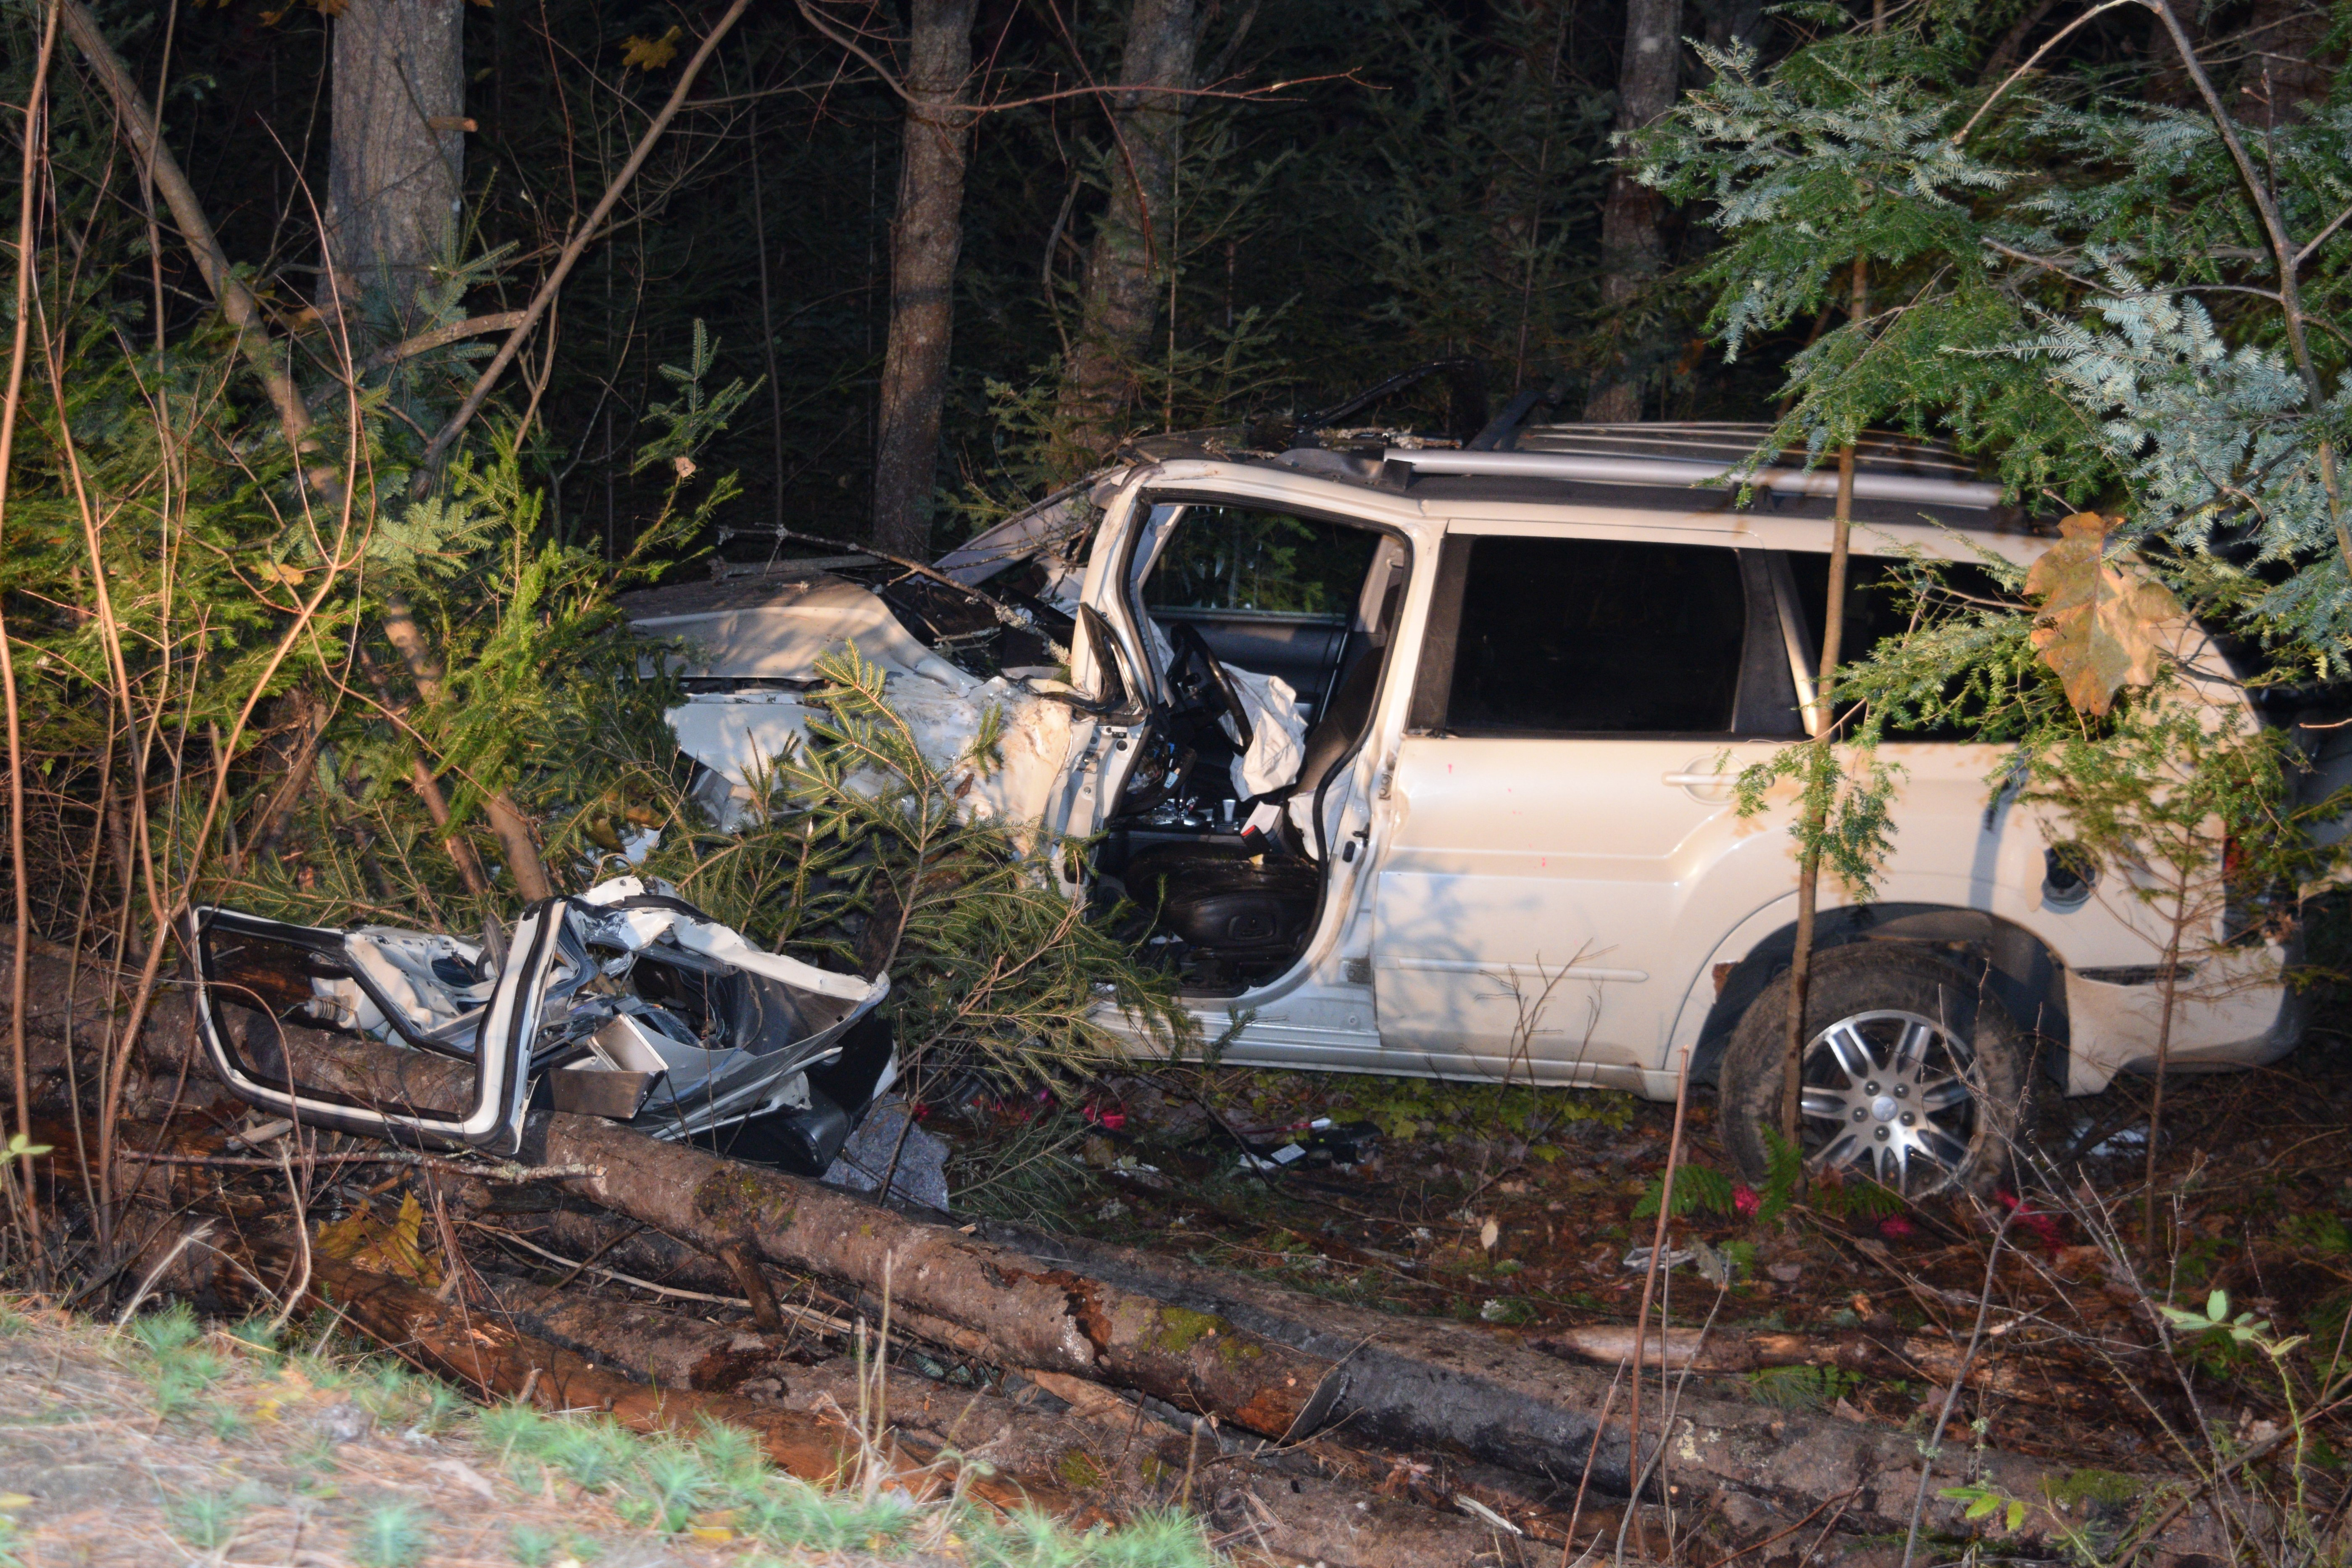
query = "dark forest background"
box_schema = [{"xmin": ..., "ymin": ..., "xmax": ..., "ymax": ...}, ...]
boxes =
[{"xmin": 60, "ymin": 0, "xmax": 1833, "ymax": 562}]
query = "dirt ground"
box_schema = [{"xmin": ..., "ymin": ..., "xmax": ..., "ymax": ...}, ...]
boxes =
[{"xmin": 0, "ymin": 1299, "xmax": 1201, "ymax": 1568}]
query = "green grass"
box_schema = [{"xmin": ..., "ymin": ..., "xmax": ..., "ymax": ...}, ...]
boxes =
[
  {"xmin": 166, "ymin": 1485, "xmax": 261, "ymax": 1553},
  {"xmin": 125, "ymin": 1303, "xmax": 232, "ymax": 1420},
  {"xmin": 81, "ymin": 1300, "xmax": 1231, "ymax": 1568},
  {"xmin": 350, "ymin": 1502, "xmax": 431, "ymax": 1568}
]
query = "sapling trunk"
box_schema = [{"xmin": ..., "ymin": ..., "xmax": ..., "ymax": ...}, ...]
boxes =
[
  {"xmin": 2143, "ymin": 872, "xmax": 2188, "ymax": 1262},
  {"xmin": 0, "ymin": 0, "xmax": 62, "ymax": 1249},
  {"xmin": 1780, "ymin": 254, "xmax": 1867, "ymax": 1155}
]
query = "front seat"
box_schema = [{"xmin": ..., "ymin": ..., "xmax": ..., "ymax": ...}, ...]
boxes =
[{"xmin": 1122, "ymin": 635, "xmax": 1385, "ymax": 967}]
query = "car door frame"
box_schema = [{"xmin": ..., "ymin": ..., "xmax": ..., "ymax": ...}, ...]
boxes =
[{"xmin": 1056, "ymin": 463, "xmax": 1447, "ymax": 1070}]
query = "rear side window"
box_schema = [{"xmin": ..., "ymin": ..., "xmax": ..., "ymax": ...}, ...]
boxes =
[
  {"xmin": 1417, "ymin": 535, "xmax": 1749, "ymax": 735},
  {"xmin": 1788, "ymin": 554, "xmax": 2012, "ymax": 742}
]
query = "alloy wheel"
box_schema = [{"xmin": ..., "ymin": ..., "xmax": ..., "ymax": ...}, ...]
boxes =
[{"xmin": 1797, "ymin": 1009, "xmax": 1980, "ymax": 1193}]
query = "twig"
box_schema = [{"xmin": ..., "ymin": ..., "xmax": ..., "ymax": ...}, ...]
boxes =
[
  {"xmin": 1557, "ymin": 1358, "xmax": 1625, "ymax": 1568},
  {"xmin": 1622, "ymin": 1049, "xmax": 1693, "ymax": 1557},
  {"xmin": 418, "ymin": 0, "xmax": 753, "ymax": 480},
  {"xmin": 1950, "ymin": 0, "xmax": 2140, "ymax": 145},
  {"xmin": 356, "ymin": 311, "xmax": 528, "ymax": 376},
  {"xmin": 117, "ymin": 1150, "xmax": 600, "ymax": 1183},
  {"xmin": 1900, "ymin": 1199, "xmax": 2017, "ymax": 1568},
  {"xmin": 0, "ymin": 0, "xmax": 61, "ymax": 1257},
  {"xmin": 471, "ymin": 1224, "xmax": 853, "ymax": 1334},
  {"xmin": 265, "ymin": 1139, "xmax": 310, "ymax": 1335},
  {"xmin": 115, "ymin": 1218, "xmax": 215, "ymax": 1325}
]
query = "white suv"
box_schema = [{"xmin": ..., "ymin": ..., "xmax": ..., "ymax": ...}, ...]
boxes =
[{"xmin": 635, "ymin": 422, "xmax": 2310, "ymax": 1194}]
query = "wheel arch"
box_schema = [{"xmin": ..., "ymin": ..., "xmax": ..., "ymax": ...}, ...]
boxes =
[{"xmin": 1677, "ymin": 903, "xmax": 2069, "ymax": 1091}]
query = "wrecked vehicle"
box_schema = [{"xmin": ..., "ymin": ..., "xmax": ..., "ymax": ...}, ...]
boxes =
[
  {"xmin": 624, "ymin": 404, "xmax": 2334, "ymax": 1199},
  {"xmin": 189, "ymin": 877, "xmax": 893, "ymax": 1166}
]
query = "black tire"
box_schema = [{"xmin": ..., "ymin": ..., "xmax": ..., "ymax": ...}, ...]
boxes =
[{"xmin": 1717, "ymin": 944, "xmax": 2026, "ymax": 1198}]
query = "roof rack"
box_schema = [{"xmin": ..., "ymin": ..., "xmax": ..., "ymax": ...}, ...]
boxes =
[{"xmin": 1385, "ymin": 421, "xmax": 2004, "ymax": 509}]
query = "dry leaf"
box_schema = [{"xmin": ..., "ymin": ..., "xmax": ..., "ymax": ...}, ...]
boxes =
[
  {"xmin": 256, "ymin": 561, "xmax": 305, "ymax": 586},
  {"xmin": 2024, "ymin": 512, "xmax": 2183, "ymax": 717},
  {"xmin": 621, "ymin": 26, "xmax": 681, "ymax": 69},
  {"xmin": 1478, "ymin": 1216, "xmax": 1500, "ymax": 1251},
  {"xmin": 316, "ymin": 1193, "xmax": 440, "ymax": 1287}
]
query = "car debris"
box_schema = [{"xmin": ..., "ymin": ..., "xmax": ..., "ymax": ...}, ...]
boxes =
[{"xmin": 189, "ymin": 876, "xmax": 890, "ymax": 1164}]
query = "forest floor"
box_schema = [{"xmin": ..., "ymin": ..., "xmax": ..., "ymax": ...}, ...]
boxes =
[
  {"xmin": 933, "ymin": 1032, "xmax": 2352, "ymax": 1482},
  {"xmin": 21, "ymin": 966, "xmax": 2352, "ymax": 1563}
]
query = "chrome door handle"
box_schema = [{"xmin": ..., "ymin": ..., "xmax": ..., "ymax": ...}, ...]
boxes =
[{"xmin": 1661, "ymin": 772, "xmax": 1733, "ymax": 787}]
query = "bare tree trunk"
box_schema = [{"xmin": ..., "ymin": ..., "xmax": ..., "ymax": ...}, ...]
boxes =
[
  {"xmin": 871, "ymin": 0, "xmax": 981, "ymax": 560},
  {"xmin": 323, "ymin": 0, "xmax": 466, "ymax": 332},
  {"xmin": 1051, "ymin": 0, "xmax": 1197, "ymax": 468},
  {"xmin": 1580, "ymin": 0, "xmax": 1680, "ymax": 423}
]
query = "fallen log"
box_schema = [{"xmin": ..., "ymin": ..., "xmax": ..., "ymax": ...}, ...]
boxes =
[
  {"xmin": 198, "ymin": 1015, "xmax": 1342, "ymax": 1441},
  {"xmin": 470, "ymin": 1271, "xmax": 816, "ymax": 1392},
  {"xmin": 1536, "ymin": 1324, "xmax": 2110, "ymax": 1409},
  {"xmin": 33, "ymin": 974, "xmax": 2232, "ymax": 1560},
  {"xmin": 469, "ymin": 1267, "xmax": 1617, "ymax": 1567},
  {"xmin": 982, "ymin": 1220, "xmax": 2239, "ymax": 1563},
  {"xmin": 195, "ymin": 1232, "xmax": 1083, "ymax": 1520}
]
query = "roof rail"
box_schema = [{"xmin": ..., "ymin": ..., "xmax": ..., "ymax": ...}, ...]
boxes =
[{"xmin": 1381, "ymin": 445, "xmax": 2006, "ymax": 509}]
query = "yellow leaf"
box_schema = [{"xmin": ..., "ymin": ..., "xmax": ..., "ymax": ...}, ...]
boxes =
[
  {"xmin": 621, "ymin": 26, "xmax": 680, "ymax": 69},
  {"xmin": 0, "ymin": 1494, "xmax": 32, "ymax": 1509},
  {"xmin": 2023, "ymin": 512, "xmax": 2184, "ymax": 718},
  {"xmin": 257, "ymin": 561, "xmax": 305, "ymax": 586},
  {"xmin": 317, "ymin": 1194, "xmax": 440, "ymax": 1287},
  {"xmin": 688, "ymin": 1526, "xmax": 735, "ymax": 1542},
  {"xmin": 313, "ymin": 1208, "xmax": 374, "ymax": 1262}
]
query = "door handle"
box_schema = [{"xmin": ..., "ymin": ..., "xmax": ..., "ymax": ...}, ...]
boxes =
[{"xmin": 1661, "ymin": 772, "xmax": 1733, "ymax": 788}]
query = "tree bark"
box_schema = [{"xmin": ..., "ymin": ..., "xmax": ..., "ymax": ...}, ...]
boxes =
[
  {"xmin": 323, "ymin": 0, "xmax": 466, "ymax": 332},
  {"xmin": 1580, "ymin": 0, "xmax": 1681, "ymax": 423},
  {"xmin": 983, "ymin": 1220, "xmax": 2239, "ymax": 1559},
  {"xmin": 1051, "ymin": 0, "xmax": 1198, "ymax": 468},
  {"xmin": 871, "ymin": 0, "xmax": 981, "ymax": 560}
]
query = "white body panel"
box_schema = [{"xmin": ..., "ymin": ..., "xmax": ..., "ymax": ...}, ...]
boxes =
[{"xmin": 1062, "ymin": 457, "xmax": 2300, "ymax": 1099}]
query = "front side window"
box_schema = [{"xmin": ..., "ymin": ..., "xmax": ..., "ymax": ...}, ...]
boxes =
[
  {"xmin": 1418, "ymin": 535, "xmax": 1751, "ymax": 735},
  {"xmin": 1143, "ymin": 506, "xmax": 1380, "ymax": 615}
]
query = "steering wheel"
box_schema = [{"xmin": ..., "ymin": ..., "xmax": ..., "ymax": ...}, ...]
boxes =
[{"xmin": 1166, "ymin": 621, "xmax": 1254, "ymax": 754}]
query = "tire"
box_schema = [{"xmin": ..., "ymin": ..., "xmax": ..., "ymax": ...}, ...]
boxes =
[{"xmin": 1717, "ymin": 944, "xmax": 2026, "ymax": 1198}]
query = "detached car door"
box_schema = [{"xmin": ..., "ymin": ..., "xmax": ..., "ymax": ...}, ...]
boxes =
[{"xmin": 1368, "ymin": 526, "xmax": 1806, "ymax": 1089}]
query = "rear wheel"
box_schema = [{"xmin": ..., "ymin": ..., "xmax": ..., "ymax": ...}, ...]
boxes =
[{"xmin": 1717, "ymin": 945, "xmax": 2025, "ymax": 1198}]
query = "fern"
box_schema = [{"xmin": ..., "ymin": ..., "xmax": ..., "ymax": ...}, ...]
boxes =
[
  {"xmin": 1745, "ymin": 1365, "xmax": 1860, "ymax": 1411},
  {"xmin": 1632, "ymin": 1164, "xmax": 1736, "ymax": 1220}
]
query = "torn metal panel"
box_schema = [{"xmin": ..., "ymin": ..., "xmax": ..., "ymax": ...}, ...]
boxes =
[
  {"xmin": 666, "ymin": 674, "xmax": 1077, "ymax": 835},
  {"xmin": 190, "ymin": 876, "xmax": 888, "ymax": 1155},
  {"xmin": 930, "ymin": 475, "xmax": 1118, "ymax": 596},
  {"xmin": 625, "ymin": 574, "xmax": 972, "ymax": 688}
]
